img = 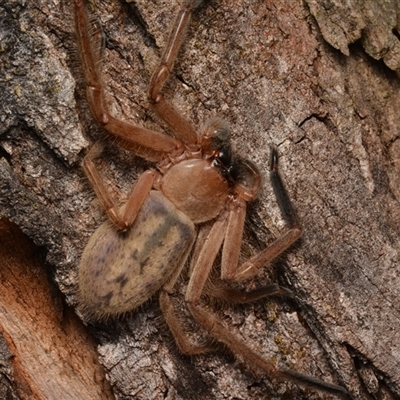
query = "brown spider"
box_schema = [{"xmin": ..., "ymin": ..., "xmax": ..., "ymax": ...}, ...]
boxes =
[{"xmin": 75, "ymin": 0, "xmax": 352, "ymax": 398}]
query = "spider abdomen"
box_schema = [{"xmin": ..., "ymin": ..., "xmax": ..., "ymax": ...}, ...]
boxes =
[{"xmin": 79, "ymin": 190, "xmax": 195, "ymax": 319}]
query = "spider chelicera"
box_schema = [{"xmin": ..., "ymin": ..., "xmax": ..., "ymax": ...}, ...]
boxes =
[{"xmin": 75, "ymin": 0, "xmax": 351, "ymax": 398}]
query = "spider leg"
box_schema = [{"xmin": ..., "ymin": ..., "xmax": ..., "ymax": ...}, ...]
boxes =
[
  {"xmin": 148, "ymin": 0, "xmax": 201, "ymax": 145},
  {"xmin": 74, "ymin": 0, "xmax": 180, "ymax": 160},
  {"xmin": 159, "ymin": 291, "xmax": 213, "ymax": 355},
  {"xmin": 159, "ymin": 237, "xmax": 212, "ymax": 355},
  {"xmin": 184, "ymin": 218, "xmax": 352, "ymax": 398},
  {"xmin": 204, "ymin": 281, "xmax": 293, "ymax": 304},
  {"xmin": 83, "ymin": 142, "xmax": 156, "ymax": 230},
  {"xmin": 158, "ymin": 216, "xmax": 227, "ymax": 355},
  {"xmin": 222, "ymin": 147, "xmax": 302, "ymax": 282},
  {"xmin": 188, "ymin": 303, "xmax": 351, "ymax": 398}
]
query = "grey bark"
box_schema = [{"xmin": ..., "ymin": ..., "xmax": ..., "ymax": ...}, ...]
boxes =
[{"xmin": 0, "ymin": 0, "xmax": 399, "ymax": 399}]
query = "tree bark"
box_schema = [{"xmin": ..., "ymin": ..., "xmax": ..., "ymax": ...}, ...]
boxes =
[
  {"xmin": 0, "ymin": 218, "xmax": 114, "ymax": 400},
  {"xmin": 0, "ymin": 0, "xmax": 399, "ymax": 399}
]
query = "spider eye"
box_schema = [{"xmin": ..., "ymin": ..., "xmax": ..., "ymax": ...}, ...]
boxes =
[{"xmin": 215, "ymin": 146, "xmax": 232, "ymax": 169}]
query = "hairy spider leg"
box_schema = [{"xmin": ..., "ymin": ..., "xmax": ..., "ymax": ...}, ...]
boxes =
[
  {"xmin": 75, "ymin": 0, "xmax": 181, "ymax": 161},
  {"xmin": 82, "ymin": 142, "xmax": 156, "ymax": 230},
  {"xmin": 221, "ymin": 147, "xmax": 302, "ymax": 282},
  {"xmin": 149, "ymin": 0, "xmax": 201, "ymax": 145}
]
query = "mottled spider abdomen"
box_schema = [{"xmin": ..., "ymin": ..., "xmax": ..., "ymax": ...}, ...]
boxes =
[{"xmin": 79, "ymin": 190, "xmax": 195, "ymax": 319}]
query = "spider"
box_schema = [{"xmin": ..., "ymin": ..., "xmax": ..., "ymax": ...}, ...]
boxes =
[{"xmin": 75, "ymin": 0, "xmax": 351, "ymax": 398}]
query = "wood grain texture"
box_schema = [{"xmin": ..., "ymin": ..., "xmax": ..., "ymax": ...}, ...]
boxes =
[{"xmin": 0, "ymin": 218, "xmax": 114, "ymax": 400}]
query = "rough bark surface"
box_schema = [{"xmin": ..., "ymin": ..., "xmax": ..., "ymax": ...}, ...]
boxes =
[
  {"xmin": 0, "ymin": 0, "xmax": 399, "ymax": 399},
  {"xmin": 305, "ymin": 0, "xmax": 400, "ymax": 70}
]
